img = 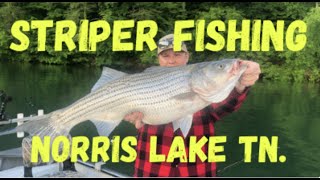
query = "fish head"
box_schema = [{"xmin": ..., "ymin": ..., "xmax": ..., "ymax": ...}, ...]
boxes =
[{"xmin": 191, "ymin": 59, "xmax": 247, "ymax": 103}]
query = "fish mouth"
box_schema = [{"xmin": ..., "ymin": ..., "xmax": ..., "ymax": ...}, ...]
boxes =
[{"xmin": 228, "ymin": 60, "xmax": 247, "ymax": 76}]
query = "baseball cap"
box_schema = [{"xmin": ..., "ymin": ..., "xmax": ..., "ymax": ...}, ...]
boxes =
[{"xmin": 157, "ymin": 34, "xmax": 188, "ymax": 55}]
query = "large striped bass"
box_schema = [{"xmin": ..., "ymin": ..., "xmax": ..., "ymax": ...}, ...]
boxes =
[{"xmin": 1, "ymin": 58, "xmax": 247, "ymax": 168}]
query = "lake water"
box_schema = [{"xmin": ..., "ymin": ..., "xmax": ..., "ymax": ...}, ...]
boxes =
[{"xmin": 0, "ymin": 60, "xmax": 319, "ymax": 177}]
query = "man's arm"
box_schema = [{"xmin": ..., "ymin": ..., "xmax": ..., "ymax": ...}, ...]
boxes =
[{"xmin": 204, "ymin": 86, "xmax": 250, "ymax": 121}]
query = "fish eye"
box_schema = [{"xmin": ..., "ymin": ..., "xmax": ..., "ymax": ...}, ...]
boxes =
[{"xmin": 218, "ymin": 64, "xmax": 224, "ymax": 69}]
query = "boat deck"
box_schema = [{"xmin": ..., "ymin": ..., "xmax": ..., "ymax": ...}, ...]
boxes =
[{"xmin": 0, "ymin": 148, "xmax": 128, "ymax": 178}]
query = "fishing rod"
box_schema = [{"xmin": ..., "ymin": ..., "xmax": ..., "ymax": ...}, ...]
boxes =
[
  {"xmin": 25, "ymin": 97, "xmax": 38, "ymax": 113},
  {"xmin": 216, "ymin": 146, "xmax": 281, "ymax": 176},
  {"xmin": 216, "ymin": 152, "xmax": 259, "ymax": 176}
]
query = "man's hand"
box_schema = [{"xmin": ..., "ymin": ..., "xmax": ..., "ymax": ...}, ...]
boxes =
[
  {"xmin": 236, "ymin": 60, "xmax": 261, "ymax": 93},
  {"xmin": 124, "ymin": 112, "xmax": 145, "ymax": 129}
]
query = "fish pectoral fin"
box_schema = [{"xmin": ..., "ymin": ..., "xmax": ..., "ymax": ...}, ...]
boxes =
[
  {"xmin": 172, "ymin": 92, "xmax": 197, "ymax": 101},
  {"xmin": 90, "ymin": 119, "xmax": 122, "ymax": 137},
  {"xmin": 202, "ymin": 81, "xmax": 237, "ymax": 103},
  {"xmin": 91, "ymin": 66, "xmax": 127, "ymax": 92},
  {"xmin": 172, "ymin": 115, "xmax": 193, "ymax": 137}
]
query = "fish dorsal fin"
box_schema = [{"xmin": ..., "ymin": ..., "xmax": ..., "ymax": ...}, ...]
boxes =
[
  {"xmin": 90, "ymin": 119, "xmax": 122, "ymax": 137},
  {"xmin": 172, "ymin": 115, "xmax": 193, "ymax": 137},
  {"xmin": 91, "ymin": 67, "xmax": 127, "ymax": 92}
]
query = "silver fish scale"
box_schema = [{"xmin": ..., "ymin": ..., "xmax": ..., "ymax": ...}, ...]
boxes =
[{"xmin": 54, "ymin": 67, "xmax": 197, "ymax": 129}]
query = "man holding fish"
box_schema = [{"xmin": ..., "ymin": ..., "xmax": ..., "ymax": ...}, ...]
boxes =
[
  {"xmin": 5, "ymin": 33, "xmax": 261, "ymax": 177},
  {"xmin": 124, "ymin": 34, "xmax": 261, "ymax": 177}
]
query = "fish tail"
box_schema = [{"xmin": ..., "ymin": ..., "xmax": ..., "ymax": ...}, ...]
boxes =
[
  {"xmin": 19, "ymin": 110, "xmax": 73, "ymax": 167},
  {"xmin": 16, "ymin": 113, "xmax": 52, "ymax": 136},
  {"xmin": 0, "ymin": 113, "xmax": 52, "ymax": 137}
]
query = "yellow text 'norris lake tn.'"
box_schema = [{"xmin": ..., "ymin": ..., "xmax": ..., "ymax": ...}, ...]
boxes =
[{"xmin": 30, "ymin": 135, "xmax": 286, "ymax": 164}]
